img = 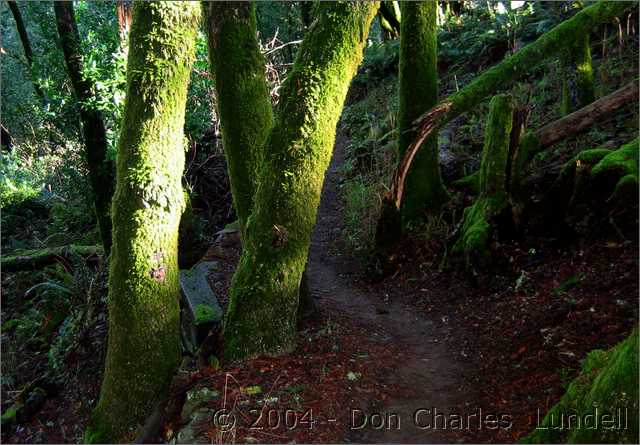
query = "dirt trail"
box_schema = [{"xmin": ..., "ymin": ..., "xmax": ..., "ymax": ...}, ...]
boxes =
[{"xmin": 306, "ymin": 136, "xmax": 468, "ymax": 443}]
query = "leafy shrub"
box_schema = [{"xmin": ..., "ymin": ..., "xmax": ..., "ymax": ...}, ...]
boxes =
[{"xmin": 0, "ymin": 151, "xmax": 44, "ymax": 208}]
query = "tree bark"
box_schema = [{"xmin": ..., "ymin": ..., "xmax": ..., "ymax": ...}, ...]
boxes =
[
  {"xmin": 561, "ymin": 31, "xmax": 595, "ymax": 115},
  {"xmin": 54, "ymin": 1, "xmax": 115, "ymax": 255},
  {"xmin": 375, "ymin": 0, "xmax": 633, "ymax": 251},
  {"xmin": 116, "ymin": 0, "xmax": 132, "ymax": 40},
  {"xmin": 1, "ymin": 124, "xmax": 12, "ymax": 152},
  {"xmin": 379, "ymin": 1, "xmax": 401, "ymax": 37},
  {"xmin": 223, "ymin": 1, "xmax": 379, "ymax": 361},
  {"xmin": 453, "ymin": 94, "xmax": 513, "ymax": 269},
  {"xmin": 203, "ymin": 2, "xmax": 274, "ymax": 240},
  {"xmin": 538, "ymin": 81, "xmax": 636, "ymax": 149},
  {"xmin": 7, "ymin": 0, "xmax": 46, "ymax": 101},
  {"xmin": 398, "ymin": 0, "xmax": 448, "ymax": 226},
  {"xmin": 85, "ymin": 3, "xmax": 200, "ymax": 442}
]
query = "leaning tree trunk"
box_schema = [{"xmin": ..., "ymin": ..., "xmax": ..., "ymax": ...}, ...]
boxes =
[
  {"xmin": 54, "ymin": 1, "xmax": 115, "ymax": 255},
  {"xmin": 560, "ymin": 31, "xmax": 595, "ymax": 116},
  {"xmin": 398, "ymin": 0, "xmax": 447, "ymax": 226},
  {"xmin": 375, "ymin": 0, "xmax": 633, "ymax": 254},
  {"xmin": 85, "ymin": 3, "xmax": 199, "ymax": 442},
  {"xmin": 203, "ymin": 1, "xmax": 273, "ymax": 240},
  {"xmin": 7, "ymin": 0, "xmax": 46, "ymax": 101},
  {"xmin": 223, "ymin": 1, "xmax": 379, "ymax": 361},
  {"xmin": 453, "ymin": 94, "xmax": 513, "ymax": 270}
]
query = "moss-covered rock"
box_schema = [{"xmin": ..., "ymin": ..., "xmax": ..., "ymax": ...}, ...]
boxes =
[{"xmin": 523, "ymin": 328, "xmax": 639, "ymax": 444}]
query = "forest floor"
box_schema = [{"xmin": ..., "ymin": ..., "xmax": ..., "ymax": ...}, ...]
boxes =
[
  {"xmin": 159, "ymin": 134, "xmax": 638, "ymax": 444},
  {"xmin": 2, "ymin": 130, "xmax": 637, "ymax": 444}
]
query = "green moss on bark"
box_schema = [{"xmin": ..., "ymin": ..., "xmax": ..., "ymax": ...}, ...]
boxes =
[
  {"xmin": 561, "ymin": 31, "xmax": 595, "ymax": 116},
  {"xmin": 523, "ymin": 328, "xmax": 639, "ymax": 444},
  {"xmin": 379, "ymin": 1, "xmax": 401, "ymax": 37},
  {"xmin": 611, "ymin": 174, "xmax": 638, "ymax": 203},
  {"xmin": 86, "ymin": 3, "xmax": 200, "ymax": 442},
  {"xmin": 375, "ymin": 0, "xmax": 632, "ymax": 255},
  {"xmin": 438, "ymin": 1, "xmax": 631, "ymax": 121},
  {"xmin": 203, "ymin": 2, "xmax": 273, "ymax": 240},
  {"xmin": 223, "ymin": 1, "xmax": 379, "ymax": 361},
  {"xmin": 453, "ymin": 94, "xmax": 513, "ymax": 267},
  {"xmin": 398, "ymin": 0, "xmax": 448, "ymax": 224}
]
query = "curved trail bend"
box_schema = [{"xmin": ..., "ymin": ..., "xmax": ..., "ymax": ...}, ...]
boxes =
[{"xmin": 307, "ymin": 136, "xmax": 467, "ymax": 443}]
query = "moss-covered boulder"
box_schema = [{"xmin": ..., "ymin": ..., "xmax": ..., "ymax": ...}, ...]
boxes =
[
  {"xmin": 591, "ymin": 138, "xmax": 639, "ymax": 204},
  {"xmin": 523, "ymin": 328, "xmax": 639, "ymax": 444}
]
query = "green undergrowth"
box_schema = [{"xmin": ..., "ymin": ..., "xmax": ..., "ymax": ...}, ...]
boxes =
[
  {"xmin": 1, "ymin": 141, "xmax": 101, "ymax": 252},
  {"xmin": 339, "ymin": 69, "xmax": 398, "ymax": 261},
  {"xmin": 1, "ymin": 257, "xmax": 108, "ymax": 408}
]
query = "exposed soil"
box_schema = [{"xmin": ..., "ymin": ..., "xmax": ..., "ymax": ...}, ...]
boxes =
[{"xmin": 307, "ymin": 136, "xmax": 469, "ymax": 443}]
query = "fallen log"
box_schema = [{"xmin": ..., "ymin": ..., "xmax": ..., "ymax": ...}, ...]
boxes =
[
  {"xmin": 456, "ymin": 82, "xmax": 638, "ymax": 196},
  {"xmin": 520, "ymin": 81, "xmax": 638, "ymax": 166},
  {"xmin": 1, "ymin": 245, "xmax": 103, "ymax": 272}
]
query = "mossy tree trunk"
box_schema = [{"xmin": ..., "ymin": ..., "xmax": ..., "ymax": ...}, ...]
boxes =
[
  {"xmin": 560, "ymin": 31, "xmax": 595, "ymax": 115},
  {"xmin": 203, "ymin": 2, "xmax": 273, "ymax": 240},
  {"xmin": 223, "ymin": 1, "xmax": 379, "ymax": 361},
  {"xmin": 54, "ymin": 1, "xmax": 115, "ymax": 255},
  {"xmin": 86, "ymin": 3, "xmax": 200, "ymax": 442},
  {"xmin": 453, "ymin": 94, "xmax": 513, "ymax": 269},
  {"xmin": 398, "ymin": 0, "xmax": 448, "ymax": 227}
]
